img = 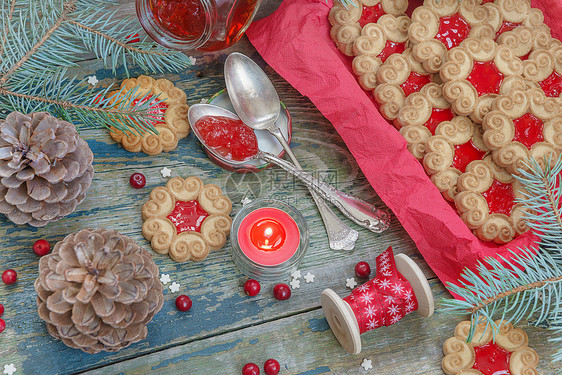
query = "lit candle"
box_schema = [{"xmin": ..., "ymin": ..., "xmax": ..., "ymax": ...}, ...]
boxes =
[{"xmin": 238, "ymin": 207, "xmax": 300, "ymax": 266}]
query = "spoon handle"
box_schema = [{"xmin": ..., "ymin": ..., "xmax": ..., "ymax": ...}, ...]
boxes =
[
  {"xmin": 267, "ymin": 126, "xmax": 358, "ymax": 250},
  {"xmin": 259, "ymin": 152, "xmax": 391, "ymax": 233}
]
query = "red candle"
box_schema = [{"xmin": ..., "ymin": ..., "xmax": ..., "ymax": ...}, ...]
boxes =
[{"xmin": 238, "ymin": 207, "xmax": 300, "ymax": 266}]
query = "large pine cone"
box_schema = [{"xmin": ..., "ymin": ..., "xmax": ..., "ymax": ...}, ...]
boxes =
[
  {"xmin": 35, "ymin": 228, "xmax": 164, "ymax": 354},
  {"xmin": 0, "ymin": 112, "xmax": 94, "ymax": 227}
]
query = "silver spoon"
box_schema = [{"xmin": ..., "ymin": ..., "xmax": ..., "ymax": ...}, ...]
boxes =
[
  {"xmin": 224, "ymin": 52, "xmax": 359, "ymax": 250},
  {"xmin": 188, "ymin": 104, "xmax": 391, "ymax": 234}
]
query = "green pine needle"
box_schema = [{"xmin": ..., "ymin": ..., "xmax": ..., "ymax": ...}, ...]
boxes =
[{"xmin": 442, "ymin": 156, "xmax": 562, "ymax": 362}]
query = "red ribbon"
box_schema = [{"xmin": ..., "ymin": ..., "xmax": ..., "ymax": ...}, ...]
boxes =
[{"xmin": 344, "ymin": 246, "xmax": 418, "ymax": 334}]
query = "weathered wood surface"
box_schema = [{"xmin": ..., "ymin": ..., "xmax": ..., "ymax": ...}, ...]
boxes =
[{"xmin": 0, "ymin": 1, "xmax": 560, "ymax": 374}]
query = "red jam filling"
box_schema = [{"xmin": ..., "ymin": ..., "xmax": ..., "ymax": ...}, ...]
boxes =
[
  {"xmin": 195, "ymin": 115, "xmax": 259, "ymax": 161},
  {"xmin": 513, "ymin": 113, "xmax": 544, "ymax": 150},
  {"xmin": 452, "ymin": 141, "xmax": 486, "ymax": 173},
  {"xmin": 250, "ymin": 218, "xmax": 286, "ymax": 252},
  {"xmin": 482, "ymin": 180, "xmax": 516, "ymax": 216},
  {"xmin": 167, "ymin": 200, "xmax": 209, "ymax": 234},
  {"xmin": 472, "ymin": 342, "xmax": 511, "ymax": 375},
  {"xmin": 539, "ymin": 71, "xmax": 562, "ymax": 98},
  {"xmin": 495, "ymin": 21, "xmax": 520, "ymax": 39},
  {"xmin": 131, "ymin": 95, "xmax": 168, "ymax": 127},
  {"xmin": 377, "ymin": 41, "xmax": 406, "ymax": 63},
  {"xmin": 358, "ymin": 3, "xmax": 385, "ymax": 28},
  {"xmin": 400, "ymin": 72, "xmax": 431, "ymax": 97},
  {"xmin": 467, "ymin": 61, "xmax": 505, "ymax": 95},
  {"xmin": 424, "ymin": 108, "xmax": 455, "ymax": 135},
  {"xmin": 435, "ymin": 13, "xmax": 471, "ymax": 50},
  {"xmin": 150, "ymin": 0, "xmax": 206, "ymax": 39}
]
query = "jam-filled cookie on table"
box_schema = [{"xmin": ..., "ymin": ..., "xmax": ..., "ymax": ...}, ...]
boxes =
[
  {"xmin": 142, "ymin": 177, "xmax": 232, "ymax": 262},
  {"xmin": 522, "ymin": 44, "xmax": 562, "ymax": 99},
  {"xmin": 109, "ymin": 75, "xmax": 190, "ymax": 155},
  {"xmin": 483, "ymin": 0, "xmax": 548, "ymax": 40},
  {"xmin": 329, "ymin": 0, "xmax": 408, "ymax": 56}
]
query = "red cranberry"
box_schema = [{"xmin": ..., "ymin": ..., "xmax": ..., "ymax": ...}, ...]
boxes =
[
  {"xmin": 273, "ymin": 284, "xmax": 291, "ymax": 301},
  {"xmin": 33, "ymin": 239, "xmax": 51, "ymax": 257},
  {"xmin": 175, "ymin": 295, "xmax": 192, "ymax": 312},
  {"xmin": 129, "ymin": 173, "xmax": 146, "ymax": 189},
  {"xmin": 242, "ymin": 363, "xmax": 260, "ymax": 375},
  {"xmin": 0, "ymin": 319, "xmax": 4, "ymax": 333},
  {"xmin": 355, "ymin": 261, "xmax": 371, "ymax": 279},
  {"xmin": 264, "ymin": 359, "xmax": 280, "ymax": 375},
  {"xmin": 0, "ymin": 303, "xmax": 3, "ymax": 317},
  {"xmin": 1, "ymin": 269, "xmax": 16, "ymax": 285},
  {"xmin": 244, "ymin": 279, "xmax": 261, "ymax": 297}
]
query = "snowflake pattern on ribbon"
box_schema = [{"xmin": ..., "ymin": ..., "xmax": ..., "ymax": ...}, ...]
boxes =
[{"xmin": 343, "ymin": 246, "xmax": 418, "ymax": 333}]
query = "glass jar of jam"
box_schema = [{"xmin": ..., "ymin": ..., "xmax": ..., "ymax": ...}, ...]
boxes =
[{"xmin": 137, "ymin": 0, "xmax": 261, "ymax": 52}]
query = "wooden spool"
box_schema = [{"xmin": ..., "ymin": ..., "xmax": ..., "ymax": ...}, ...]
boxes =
[{"xmin": 321, "ymin": 253, "xmax": 434, "ymax": 354}]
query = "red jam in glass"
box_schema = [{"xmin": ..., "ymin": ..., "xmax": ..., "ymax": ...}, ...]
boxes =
[
  {"xmin": 150, "ymin": 0, "xmax": 206, "ymax": 38},
  {"xmin": 482, "ymin": 180, "xmax": 515, "ymax": 216},
  {"xmin": 195, "ymin": 115, "xmax": 259, "ymax": 161},
  {"xmin": 167, "ymin": 200, "xmax": 209, "ymax": 234},
  {"xmin": 452, "ymin": 141, "xmax": 485, "ymax": 173},
  {"xmin": 496, "ymin": 21, "xmax": 520, "ymax": 39},
  {"xmin": 472, "ymin": 342, "xmax": 511, "ymax": 375},
  {"xmin": 400, "ymin": 72, "xmax": 431, "ymax": 97},
  {"xmin": 435, "ymin": 14, "xmax": 471, "ymax": 50},
  {"xmin": 467, "ymin": 61, "xmax": 504, "ymax": 95},
  {"xmin": 513, "ymin": 113, "xmax": 544, "ymax": 149},
  {"xmin": 358, "ymin": 3, "xmax": 385, "ymax": 28},
  {"xmin": 377, "ymin": 41, "xmax": 407, "ymax": 63},
  {"xmin": 424, "ymin": 108, "xmax": 455, "ymax": 135},
  {"xmin": 539, "ymin": 71, "xmax": 562, "ymax": 98},
  {"xmin": 250, "ymin": 218, "xmax": 286, "ymax": 251}
]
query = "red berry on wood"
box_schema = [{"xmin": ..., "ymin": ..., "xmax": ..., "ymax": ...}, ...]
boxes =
[
  {"xmin": 33, "ymin": 239, "xmax": 51, "ymax": 257},
  {"xmin": 355, "ymin": 261, "xmax": 371, "ymax": 279},
  {"xmin": 244, "ymin": 279, "xmax": 261, "ymax": 297},
  {"xmin": 264, "ymin": 359, "xmax": 280, "ymax": 375},
  {"xmin": 1, "ymin": 269, "xmax": 16, "ymax": 285},
  {"xmin": 242, "ymin": 363, "xmax": 260, "ymax": 375},
  {"xmin": 273, "ymin": 283, "xmax": 291, "ymax": 301},
  {"xmin": 129, "ymin": 173, "xmax": 146, "ymax": 189},
  {"xmin": 0, "ymin": 319, "xmax": 5, "ymax": 333},
  {"xmin": 175, "ymin": 295, "xmax": 192, "ymax": 312},
  {"xmin": 0, "ymin": 303, "xmax": 3, "ymax": 317}
]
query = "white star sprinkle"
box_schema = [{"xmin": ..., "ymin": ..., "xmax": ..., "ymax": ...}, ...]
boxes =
[
  {"xmin": 361, "ymin": 358, "xmax": 373, "ymax": 371},
  {"xmin": 199, "ymin": 98, "xmax": 208, "ymax": 104},
  {"xmin": 241, "ymin": 197, "xmax": 253, "ymax": 206},
  {"xmin": 169, "ymin": 282, "xmax": 180, "ymax": 293},
  {"xmin": 346, "ymin": 278, "xmax": 357, "ymax": 289},
  {"xmin": 304, "ymin": 272, "xmax": 315, "ymax": 283},
  {"xmin": 3, "ymin": 364, "xmax": 16, "ymax": 375},
  {"xmin": 160, "ymin": 274, "xmax": 171, "ymax": 284},
  {"xmin": 188, "ymin": 56, "xmax": 197, "ymax": 65},
  {"xmin": 291, "ymin": 270, "xmax": 301, "ymax": 279},
  {"xmin": 87, "ymin": 75, "xmax": 98, "ymax": 86},
  {"xmin": 290, "ymin": 278, "xmax": 301, "ymax": 289},
  {"xmin": 160, "ymin": 167, "xmax": 171, "ymax": 178}
]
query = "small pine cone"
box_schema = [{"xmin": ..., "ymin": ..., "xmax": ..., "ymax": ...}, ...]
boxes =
[
  {"xmin": 35, "ymin": 228, "xmax": 164, "ymax": 354},
  {"xmin": 0, "ymin": 111, "xmax": 94, "ymax": 227}
]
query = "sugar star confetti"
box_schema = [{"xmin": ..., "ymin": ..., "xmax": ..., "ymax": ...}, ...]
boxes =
[
  {"xmin": 87, "ymin": 75, "xmax": 98, "ymax": 86},
  {"xmin": 304, "ymin": 272, "xmax": 315, "ymax": 283},
  {"xmin": 241, "ymin": 197, "xmax": 253, "ymax": 206},
  {"xmin": 346, "ymin": 278, "xmax": 357, "ymax": 289},
  {"xmin": 290, "ymin": 278, "xmax": 301, "ymax": 289},
  {"xmin": 291, "ymin": 270, "xmax": 301, "ymax": 279},
  {"xmin": 160, "ymin": 274, "xmax": 171, "ymax": 285},
  {"xmin": 160, "ymin": 167, "xmax": 171, "ymax": 178},
  {"xmin": 3, "ymin": 364, "xmax": 16, "ymax": 375},
  {"xmin": 169, "ymin": 282, "xmax": 180, "ymax": 293},
  {"xmin": 361, "ymin": 358, "xmax": 373, "ymax": 371}
]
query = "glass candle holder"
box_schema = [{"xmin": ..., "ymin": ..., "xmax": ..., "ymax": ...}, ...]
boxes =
[
  {"xmin": 136, "ymin": 0, "xmax": 262, "ymax": 51},
  {"xmin": 230, "ymin": 199, "xmax": 309, "ymax": 281}
]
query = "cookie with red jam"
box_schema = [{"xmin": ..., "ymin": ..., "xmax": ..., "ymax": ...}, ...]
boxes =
[
  {"xmin": 351, "ymin": 14, "xmax": 411, "ymax": 91},
  {"xmin": 142, "ymin": 177, "xmax": 232, "ymax": 262},
  {"xmin": 454, "ymin": 157, "xmax": 527, "ymax": 244},
  {"xmin": 482, "ymin": 0, "xmax": 548, "ymax": 40},
  {"xmin": 373, "ymin": 48, "xmax": 433, "ymax": 121},
  {"xmin": 408, "ymin": 0, "xmax": 494, "ymax": 73},
  {"xmin": 442, "ymin": 320, "xmax": 539, "ymax": 375},
  {"xmin": 329, "ymin": 0, "xmax": 408, "ymax": 56},
  {"xmin": 482, "ymin": 87, "xmax": 562, "ymax": 175},
  {"xmin": 523, "ymin": 44, "xmax": 562, "ymax": 99}
]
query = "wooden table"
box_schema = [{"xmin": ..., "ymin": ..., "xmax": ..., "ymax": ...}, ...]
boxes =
[{"xmin": 0, "ymin": 1, "xmax": 560, "ymax": 374}]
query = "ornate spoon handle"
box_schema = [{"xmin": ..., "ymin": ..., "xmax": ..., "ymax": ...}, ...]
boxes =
[{"xmin": 259, "ymin": 152, "xmax": 391, "ymax": 233}]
